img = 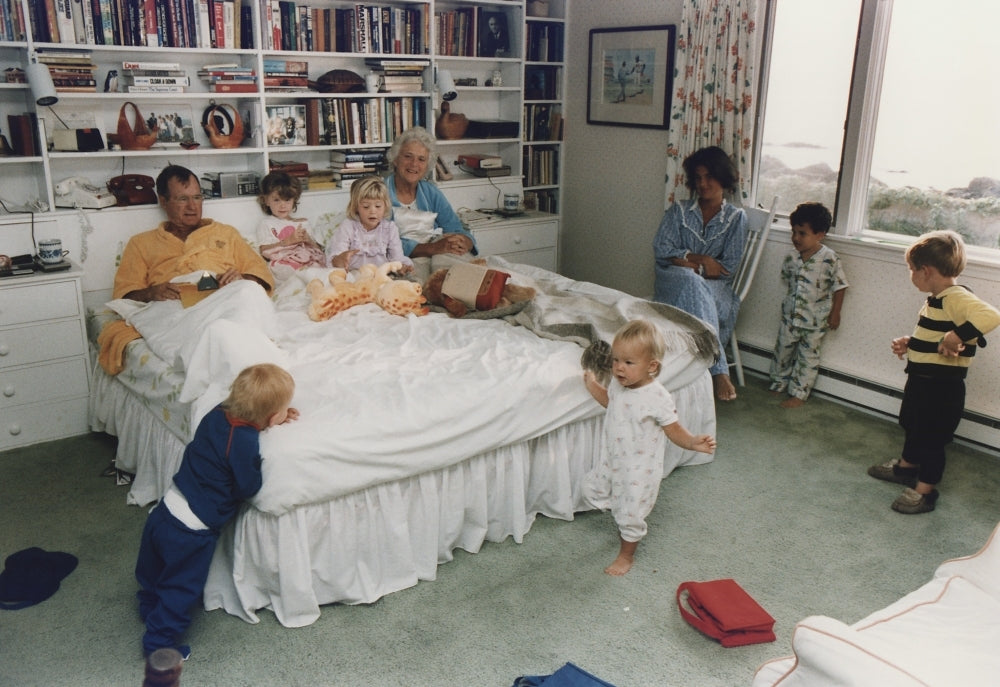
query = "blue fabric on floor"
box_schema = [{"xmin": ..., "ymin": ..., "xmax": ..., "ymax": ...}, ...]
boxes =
[{"xmin": 513, "ymin": 662, "xmax": 617, "ymax": 687}]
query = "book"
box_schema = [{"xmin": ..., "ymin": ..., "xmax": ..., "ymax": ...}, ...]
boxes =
[
  {"xmin": 118, "ymin": 76, "xmax": 190, "ymax": 86},
  {"xmin": 121, "ymin": 60, "xmax": 181, "ymax": 70},
  {"xmin": 304, "ymin": 99, "xmax": 320, "ymax": 146},
  {"xmin": 126, "ymin": 85, "xmax": 187, "ymax": 93},
  {"xmin": 211, "ymin": 82, "xmax": 258, "ymax": 93},
  {"xmin": 458, "ymin": 163, "xmax": 511, "ymax": 178},
  {"xmin": 457, "ymin": 154, "xmax": 503, "ymax": 170},
  {"xmin": 329, "ymin": 150, "xmax": 388, "ymax": 163}
]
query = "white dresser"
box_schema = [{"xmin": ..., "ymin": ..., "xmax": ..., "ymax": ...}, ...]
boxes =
[
  {"xmin": 471, "ymin": 212, "xmax": 560, "ymax": 273},
  {"xmin": 0, "ymin": 266, "xmax": 90, "ymax": 450}
]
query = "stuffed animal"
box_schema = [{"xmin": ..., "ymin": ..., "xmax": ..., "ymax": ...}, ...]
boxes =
[
  {"xmin": 423, "ymin": 260, "xmax": 536, "ymax": 318},
  {"xmin": 580, "ymin": 340, "xmax": 612, "ymax": 386},
  {"xmin": 307, "ymin": 262, "xmax": 427, "ymax": 321}
]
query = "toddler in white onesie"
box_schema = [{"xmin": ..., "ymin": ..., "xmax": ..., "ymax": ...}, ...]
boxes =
[{"xmin": 582, "ymin": 319, "xmax": 716, "ymax": 576}]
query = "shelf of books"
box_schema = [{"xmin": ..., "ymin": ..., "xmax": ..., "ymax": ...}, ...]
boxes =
[
  {"xmin": 521, "ymin": 4, "xmax": 564, "ymax": 214},
  {"xmin": 0, "ymin": 0, "xmax": 566, "ymax": 229}
]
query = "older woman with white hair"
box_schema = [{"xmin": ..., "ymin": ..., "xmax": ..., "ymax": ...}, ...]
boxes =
[{"xmin": 385, "ymin": 126, "xmax": 476, "ymax": 259}]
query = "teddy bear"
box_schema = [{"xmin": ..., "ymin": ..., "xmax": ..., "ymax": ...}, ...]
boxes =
[
  {"xmin": 423, "ymin": 260, "xmax": 536, "ymax": 318},
  {"xmin": 307, "ymin": 262, "xmax": 427, "ymax": 321}
]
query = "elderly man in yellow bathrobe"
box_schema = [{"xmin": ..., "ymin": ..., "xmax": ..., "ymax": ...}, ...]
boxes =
[{"xmin": 113, "ymin": 164, "xmax": 274, "ymax": 302}]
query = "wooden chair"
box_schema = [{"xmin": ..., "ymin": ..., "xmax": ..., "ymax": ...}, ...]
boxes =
[{"xmin": 729, "ymin": 197, "xmax": 778, "ymax": 386}]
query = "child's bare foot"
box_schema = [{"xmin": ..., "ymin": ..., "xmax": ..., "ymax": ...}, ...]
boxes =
[
  {"xmin": 604, "ymin": 554, "xmax": 634, "ymax": 576},
  {"xmin": 780, "ymin": 396, "xmax": 805, "ymax": 408}
]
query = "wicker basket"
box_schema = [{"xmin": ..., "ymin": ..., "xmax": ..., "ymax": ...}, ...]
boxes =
[{"xmin": 527, "ymin": 1, "xmax": 549, "ymax": 17}]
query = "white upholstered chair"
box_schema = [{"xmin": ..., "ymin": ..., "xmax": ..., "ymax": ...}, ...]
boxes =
[{"xmin": 729, "ymin": 197, "xmax": 778, "ymax": 386}]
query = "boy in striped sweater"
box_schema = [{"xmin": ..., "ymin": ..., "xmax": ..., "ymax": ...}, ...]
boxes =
[{"xmin": 868, "ymin": 231, "xmax": 1000, "ymax": 514}]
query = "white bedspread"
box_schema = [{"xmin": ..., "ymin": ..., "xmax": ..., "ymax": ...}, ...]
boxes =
[{"xmin": 101, "ymin": 262, "xmax": 714, "ymax": 517}]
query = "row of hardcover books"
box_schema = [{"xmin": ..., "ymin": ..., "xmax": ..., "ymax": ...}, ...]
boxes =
[
  {"xmin": 320, "ymin": 96, "xmax": 426, "ymax": 147},
  {"xmin": 525, "ymin": 22, "xmax": 565, "ymax": 63},
  {"xmin": 522, "ymin": 146, "xmax": 558, "ymax": 188},
  {"xmin": 523, "ymin": 104, "xmax": 562, "ymax": 143},
  {"xmin": 23, "ymin": 0, "xmax": 253, "ymax": 49},
  {"xmin": 261, "ymin": 2, "xmax": 428, "ymax": 55}
]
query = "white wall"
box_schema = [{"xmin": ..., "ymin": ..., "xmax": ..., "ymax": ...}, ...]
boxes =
[
  {"xmin": 561, "ymin": 1, "xmax": 1000, "ymax": 432},
  {"xmin": 562, "ymin": 1, "xmax": 681, "ymax": 296}
]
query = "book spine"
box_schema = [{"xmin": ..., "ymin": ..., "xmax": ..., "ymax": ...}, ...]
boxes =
[
  {"xmin": 126, "ymin": 85, "xmax": 186, "ymax": 92},
  {"xmin": 121, "ymin": 60, "xmax": 181, "ymax": 69},
  {"xmin": 211, "ymin": 82, "xmax": 257, "ymax": 92},
  {"xmin": 120, "ymin": 76, "xmax": 190, "ymax": 85},
  {"xmin": 239, "ymin": 0, "xmax": 251, "ymax": 48},
  {"xmin": 140, "ymin": 0, "xmax": 157, "ymax": 45},
  {"xmin": 304, "ymin": 99, "xmax": 319, "ymax": 146},
  {"xmin": 211, "ymin": 0, "xmax": 224, "ymax": 47},
  {"xmin": 185, "ymin": 0, "xmax": 198, "ymax": 48},
  {"xmin": 55, "ymin": 0, "xmax": 75, "ymax": 43}
]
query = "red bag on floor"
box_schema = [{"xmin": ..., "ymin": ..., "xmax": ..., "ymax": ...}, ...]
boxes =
[{"xmin": 676, "ymin": 578, "xmax": 776, "ymax": 647}]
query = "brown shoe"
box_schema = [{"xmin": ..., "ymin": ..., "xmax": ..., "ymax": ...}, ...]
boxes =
[
  {"xmin": 891, "ymin": 488, "xmax": 939, "ymax": 514},
  {"xmin": 867, "ymin": 459, "xmax": 918, "ymax": 488}
]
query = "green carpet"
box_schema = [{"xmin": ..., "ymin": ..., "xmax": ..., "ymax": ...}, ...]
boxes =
[{"xmin": 2, "ymin": 380, "xmax": 997, "ymax": 686}]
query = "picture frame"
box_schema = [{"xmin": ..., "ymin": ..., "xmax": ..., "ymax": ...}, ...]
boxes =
[
  {"xmin": 149, "ymin": 106, "xmax": 195, "ymax": 147},
  {"xmin": 478, "ymin": 9, "xmax": 511, "ymax": 58},
  {"xmin": 587, "ymin": 25, "xmax": 676, "ymax": 129},
  {"xmin": 265, "ymin": 104, "xmax": 307, "ymax": 146}
]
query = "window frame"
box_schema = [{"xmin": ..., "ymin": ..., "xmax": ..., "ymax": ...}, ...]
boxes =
[{"xmin": 752, "ymin": 0, "xmax": 893, "ymax": 237}]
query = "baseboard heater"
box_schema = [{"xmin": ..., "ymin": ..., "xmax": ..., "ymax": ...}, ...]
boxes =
[{"xmin": 737, "ymin": 342, "xmax": 1000, "ymax": 453}]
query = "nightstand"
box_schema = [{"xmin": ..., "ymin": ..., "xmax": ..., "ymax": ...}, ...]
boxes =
[
  {"xmin": 0, "ymin": 265, "xmax": 90, "ymax": 449},
  {"xmin": 471, "ymin": 211, "xmax": 559, "ymax": 272}
]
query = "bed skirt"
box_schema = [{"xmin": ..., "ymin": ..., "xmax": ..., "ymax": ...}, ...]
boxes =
[{"xmin": 90, "ymin": 363, "xmax": 715, "ymax": 627}]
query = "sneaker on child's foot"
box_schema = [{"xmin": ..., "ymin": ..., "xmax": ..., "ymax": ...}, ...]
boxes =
[
  {"xmin": 867, "ymin": 459, "xmax": 918, "ymax": 487},
  {"xmin": 891, "ymin": 488, "xmax": 939, "ymax": 514}
]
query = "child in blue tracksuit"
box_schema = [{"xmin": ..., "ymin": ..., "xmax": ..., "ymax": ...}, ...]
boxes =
[{"xmin": 135, "ymin": 363, "xmax": 298, "ymax": 659}]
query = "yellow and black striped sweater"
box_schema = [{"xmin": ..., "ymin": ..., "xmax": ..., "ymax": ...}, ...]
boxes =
[{"xmin": 906, "ymin": 285, "xmax": 1000, "ymax": 378}]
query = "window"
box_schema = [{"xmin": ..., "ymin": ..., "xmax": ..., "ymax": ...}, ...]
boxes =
[{"xmin": 755, "ymin": 0, "xmax": 1000, "ymax": 252}]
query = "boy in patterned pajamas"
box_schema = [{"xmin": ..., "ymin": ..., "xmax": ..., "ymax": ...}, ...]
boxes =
[{"xmin": 769, "ymin": 202, "xmax": 848, "ymax": 407}]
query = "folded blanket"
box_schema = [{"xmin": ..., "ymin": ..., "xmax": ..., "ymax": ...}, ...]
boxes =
[{"xmin": 97, "ymin": 319, "xmax": 142, "ymax": 375}]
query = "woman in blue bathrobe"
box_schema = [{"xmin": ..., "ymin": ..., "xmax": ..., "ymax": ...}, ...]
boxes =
[{"xmin": 653, "ymin": 146, "xmax": 748, "ymax": 401}]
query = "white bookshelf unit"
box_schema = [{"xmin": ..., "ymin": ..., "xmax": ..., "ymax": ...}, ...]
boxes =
[{"xmin": 0, "ymin": 0, "xmax": 566, "ymax": 226}]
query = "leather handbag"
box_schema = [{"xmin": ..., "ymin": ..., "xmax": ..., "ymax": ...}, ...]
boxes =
[
  {"xmin": 676, "ymin": 578, "xmax": 776, "ymax": 647},
  {"xmin": 202, "ymin": 103, "xmax": 244, "ymax": 149},
  {"xmin": 115, "ymin": 101, "xmax": 158, "ymax": 150}
]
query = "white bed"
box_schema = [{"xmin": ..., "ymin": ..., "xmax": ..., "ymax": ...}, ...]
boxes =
[{"xmin": 89, "ymin": 259, "xmax": 717, "ymax": 627}]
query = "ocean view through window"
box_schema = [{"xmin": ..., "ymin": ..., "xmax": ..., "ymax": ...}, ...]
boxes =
[{"xmin": 756, "ymin": 0, "xmax": 1000, "ymax": 252}]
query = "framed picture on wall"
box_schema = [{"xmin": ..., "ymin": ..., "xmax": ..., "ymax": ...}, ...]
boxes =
[{"xmin": 587, "ymin": 25, "xmax": 676, "ymax": 129}]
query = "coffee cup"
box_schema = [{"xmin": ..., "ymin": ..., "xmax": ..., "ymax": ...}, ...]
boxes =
[
  {"xmin": 38, "ymin": 239, "xmax": 69, "ymax": 265},
  {"xmin": 503, "ymin": 193, "xmax": 520, "ymax": 211}
]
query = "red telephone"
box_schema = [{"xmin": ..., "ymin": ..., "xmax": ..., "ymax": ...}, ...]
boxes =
[{"xmin": 107, "ymin": 174, "xmax": 157, "ymax": 206}]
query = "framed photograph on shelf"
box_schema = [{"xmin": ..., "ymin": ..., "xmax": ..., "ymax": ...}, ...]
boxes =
[
  {"xmin": 587, "ymin": 25, "xmax": 676, "ymax": 129},
  {"xmin": 265, "ymin": 104, "xmax": 307, "ymax": 146},
  {"xmin": 150, "ymin": 106, "xmax": 196, "ymax": 146},
  {"xmin": 477, "ymin": 9, "xmax": 511, "ymax": 57}
]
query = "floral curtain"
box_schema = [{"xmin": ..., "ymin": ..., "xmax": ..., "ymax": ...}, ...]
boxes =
[{"xmin": 665, "ymin": 0, "xmax": 760, "ymax": 206}]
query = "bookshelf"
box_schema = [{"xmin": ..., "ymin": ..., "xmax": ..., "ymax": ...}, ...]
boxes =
[{"xmin": 0, "ymin": 0, "xmax": 565, "ymax": 230}]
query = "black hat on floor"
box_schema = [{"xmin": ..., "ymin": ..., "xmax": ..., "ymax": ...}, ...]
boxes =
[{"xmin": 0, "ymin": 548, "xmax": 78, "ymax": 610}]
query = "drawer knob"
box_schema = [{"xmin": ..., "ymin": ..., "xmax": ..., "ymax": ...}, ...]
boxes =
[
  {"xmin": 7, "ymin": 424, "xmax": 20, "ymax": 436},
  {"xmin": 513, "ymin": 236, "xmax": 522, "ymax": 244},
  {"xmin": 2, "ymin": 385, "xmax": 13, "ymax": 397},
  {"xmin": 0, "ymin": 344, "xmax": 8, "ymax": 356}
]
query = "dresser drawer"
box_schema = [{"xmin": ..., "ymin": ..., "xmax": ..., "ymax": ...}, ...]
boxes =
[
  {"xmin": 0, "ymin": 396, "xmax": 90, "ymax": 450},
  {"xmin": 0, "ymin": 321, "xmax": 86, "ymax": 369},
  {"xmin": 0, "ymin": 279, "xmax": 81, "ymax": 326},
  {"xmin": 473, "ymin": 220, "xmax": 558, "ymax": 257},
  {"xmin": 0, "ymin": 358, "xmax": 90, "ymax": 409}
]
